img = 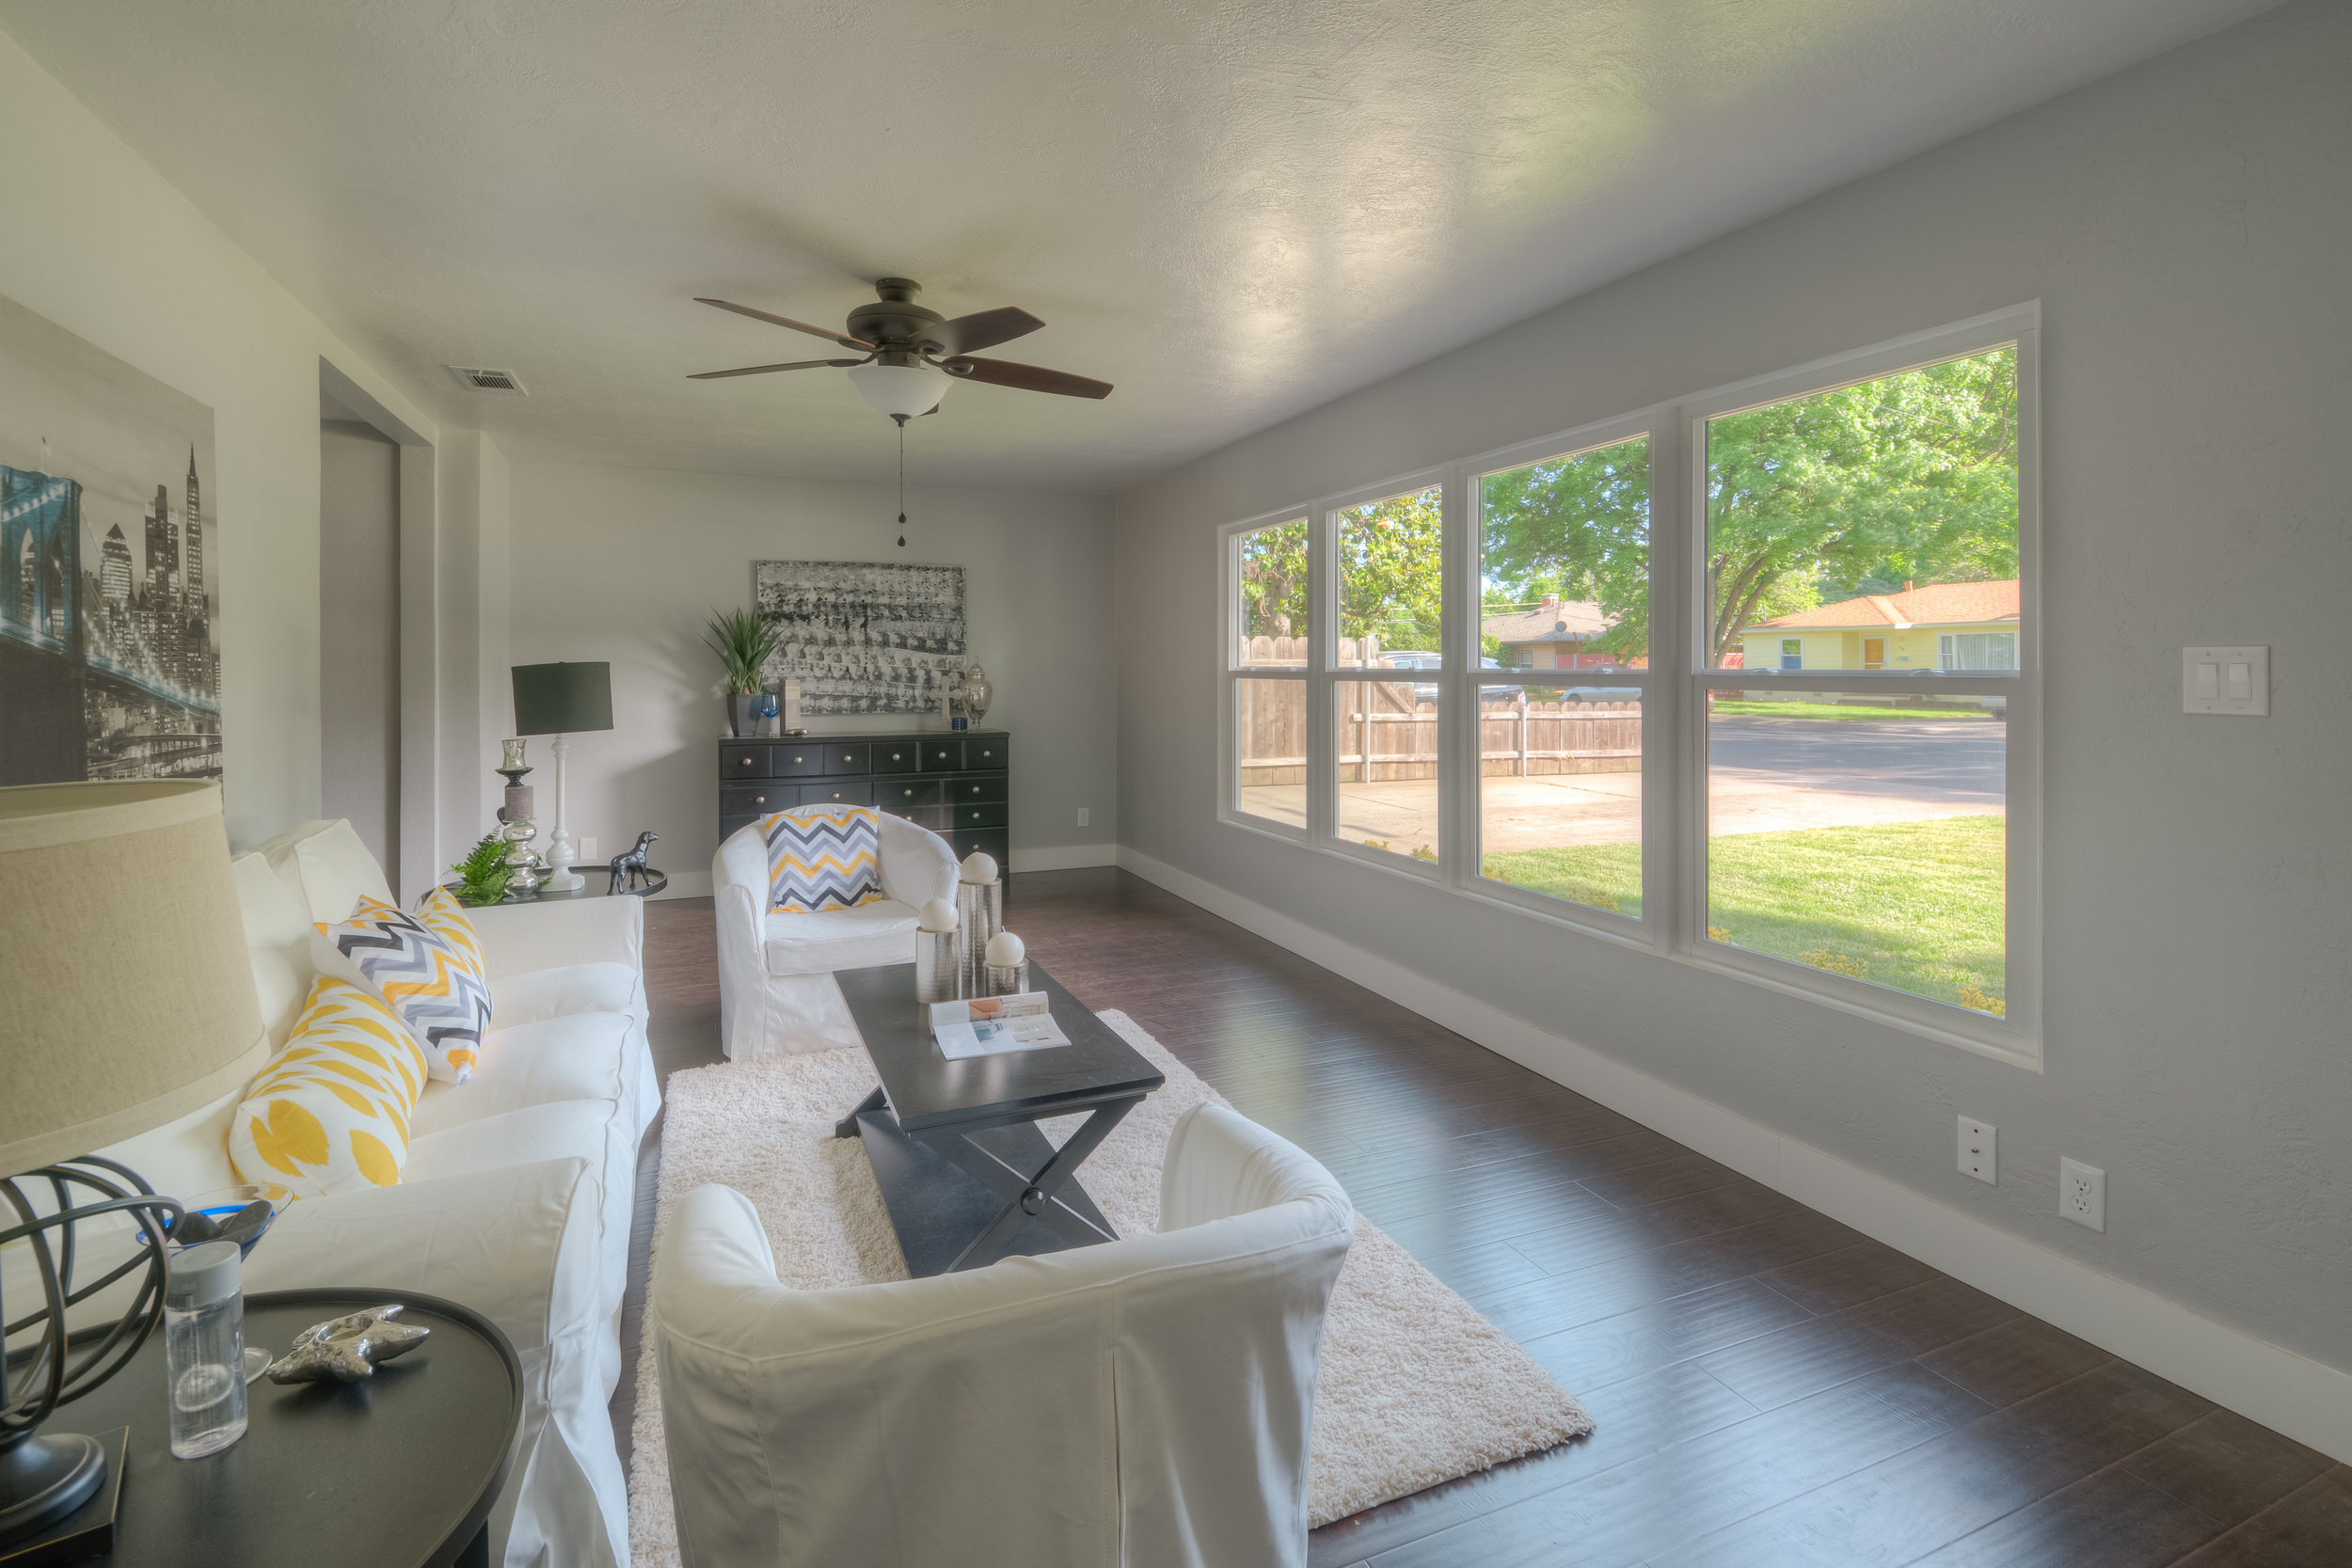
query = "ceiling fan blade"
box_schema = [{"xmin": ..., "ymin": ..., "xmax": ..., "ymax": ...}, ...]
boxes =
[
  {"xmin": 941, "ymin": 356, "xmax": 1113, "ymax": 399},
  {"xmin": 930, "ymin": 307, "xmax": 1045, "ymax": 357},
  {"xmin": 688, "ymin": 358, "xmax": 864, "ymax": 380},
  {"xmin": 695, "ymin": 297, "xmax": 873, "ymax": 351}
]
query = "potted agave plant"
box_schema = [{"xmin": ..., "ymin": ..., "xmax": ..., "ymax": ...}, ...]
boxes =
[{"xmin": 704, "ymin": 607, "xmax": 780, "ymax": 737}]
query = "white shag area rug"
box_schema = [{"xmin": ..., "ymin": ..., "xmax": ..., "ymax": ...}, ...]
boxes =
[{"xmin": 626, "ymin": 1010, "xmax": 1590, "ymax": 1565}]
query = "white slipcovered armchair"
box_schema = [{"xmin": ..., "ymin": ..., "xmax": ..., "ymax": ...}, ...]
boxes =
[
  {"xmin": 651, "ymin": 1102, "xmax": 1356, "ymax": 1568},
  {"xmin": 713, "ymin": 808, "xmax": 960, "ymax": 1057}
]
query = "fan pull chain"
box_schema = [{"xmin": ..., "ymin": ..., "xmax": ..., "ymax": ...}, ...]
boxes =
[{"xmin": 897, "ymin": 419, "xmax": 907, "ymax": 547}]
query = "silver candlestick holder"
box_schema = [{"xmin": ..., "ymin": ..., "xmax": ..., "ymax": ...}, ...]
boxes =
[
  {"xmin": 914, "ymin": 898, "xmax": 961, "ymax": 1011},
  {"xmin": 955, "ymin": 853, "xmax": 1001, "ymax": 998}
]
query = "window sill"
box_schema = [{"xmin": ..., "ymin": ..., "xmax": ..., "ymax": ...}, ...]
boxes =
[{"xmin": 1674, "ymin": 942, "xmax": 2042, "ymax": 1071}]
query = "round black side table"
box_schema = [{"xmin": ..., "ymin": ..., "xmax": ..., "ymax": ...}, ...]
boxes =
[{"xmin": 32, "ymin": 1289, "xmax": 519, "ymax": 1568}]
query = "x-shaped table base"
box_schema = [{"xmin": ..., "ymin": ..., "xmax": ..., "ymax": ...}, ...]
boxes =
[{"xmin": 834, "ymin": 1087, "xmax": 1146, "ymax": 1275}]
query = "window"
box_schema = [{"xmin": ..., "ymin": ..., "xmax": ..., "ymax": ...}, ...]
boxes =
[
  {"xmin": 1700, "ymin": 341, "xmax": 2022, "ymax": 1023},
  {"xmin": 1218, "ymin": 308, "xmax": 2038, "ymax": 1062},
  {"xmin": 1475, "ymin": 433, "xmax": 1649, "ymax": 920},
  {"xmin": 1224, "ymin": 516, "xmax": 1310, "ymax": 836},
  {"xmin": 1328, "ymin": 483, "xmax": 1444, "ymax": 865},
  {"xmin": 1940, "ymin": 632, "xmax": 2017, "ymax": 671}
]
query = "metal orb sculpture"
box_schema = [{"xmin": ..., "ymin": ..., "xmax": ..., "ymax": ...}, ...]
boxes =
[{"xmin": 0, "ymin": 1157, "xmax": 180, "ymax": 1542}]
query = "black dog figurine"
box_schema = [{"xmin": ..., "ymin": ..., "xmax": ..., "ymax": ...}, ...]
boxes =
[{"xmin": 608, "ymin": 831, "xmax": 658, "ymax": 895}]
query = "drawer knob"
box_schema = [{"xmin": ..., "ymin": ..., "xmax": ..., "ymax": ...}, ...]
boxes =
[
  {"xmin": 792, "ymin": 754, "xmax": 805, "ymax": 764},
  {"xmin": 970, "ymin": 785, "xmax": 980, "ymax": 794},
  {"xmin": 891, "ymin": 752, "xmax": 902, "ymax": 760},
  {"xmin": 754, "ymin": 796, "xmax": 766, "ymax": 805},
  {"xmin": 739, "ymin": 755, "xmax": 753, "ymax": 765}
]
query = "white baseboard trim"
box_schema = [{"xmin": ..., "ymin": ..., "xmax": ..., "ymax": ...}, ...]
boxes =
[
  {"xmin": 647, "ymin": 868, "xmax": 712, "ymax": 900},
  {"xmin": 1114, "ymin": 844, "xmax": 2352, "ymax": 1465},
  {"xmin": 1010, "ymin": 843, "xmax": 1119, "ymax": 873}
]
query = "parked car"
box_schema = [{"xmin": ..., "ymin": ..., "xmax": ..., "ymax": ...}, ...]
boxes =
[
  {"xmin": 1375, "ymin": 651, "xmax": 1523, "ymax": 703},
  {"xmin": 1556, "ymin": 684, "xmax": 1644, "ymax": 704}
]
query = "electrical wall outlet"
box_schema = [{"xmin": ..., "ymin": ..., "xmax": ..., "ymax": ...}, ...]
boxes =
[
  {"xmin": 2060, "ymin": 1157, "xmax": 2106, "ymax": 1231},
  {"xmin": 1958, "ymin": 1117, "xmax": 1996, "ymax": 1184},
  {"xmin": 1077, "ymin": 807, "xmax": 1090, "ymax": 827},
  {"xmin": 579, "ymin": 836, "xmax": 598, "ymax": 861}
]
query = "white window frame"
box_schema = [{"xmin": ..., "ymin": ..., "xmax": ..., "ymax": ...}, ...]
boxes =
[
  {"xmin": 1677, "ymin": 305, "xmax": 2041, "ymax": 1067},
  {"xmin": 1213, "ymin": 303, "xmax": 2042, "ymax": 1068},
  {"xmin": 1217, "ymin": 509, "xmax": 1312, "ymax": 845}
]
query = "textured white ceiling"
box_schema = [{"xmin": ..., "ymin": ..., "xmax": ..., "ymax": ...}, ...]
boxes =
[{"xmin": 2, "ymin": 0, "xmax": 2276, "ymax": 491}]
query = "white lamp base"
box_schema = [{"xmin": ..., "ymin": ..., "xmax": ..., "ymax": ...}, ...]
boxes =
[{"xmin": 544, "ymin": 732, "xmax": 585, "ymax": 891}]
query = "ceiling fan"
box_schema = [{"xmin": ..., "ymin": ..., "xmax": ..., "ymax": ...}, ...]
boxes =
[{"xmin": 689, "ymin": 278, "xmax": 1112, "ymax": 422}]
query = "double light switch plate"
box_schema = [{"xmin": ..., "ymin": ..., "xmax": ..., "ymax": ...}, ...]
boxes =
[{"xmin": 2183, "ymin": 646, "xmax": 2267, "ymax": 715}]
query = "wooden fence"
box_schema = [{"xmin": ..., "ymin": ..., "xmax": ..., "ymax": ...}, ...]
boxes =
[{"xmin": 1236, "ymin": 676, "xmax": 1639, "ymax": 784}]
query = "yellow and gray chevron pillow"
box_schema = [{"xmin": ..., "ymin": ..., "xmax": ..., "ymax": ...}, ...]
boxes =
[
  {"xmin": 763, "ymin": 805, "xmax": 887, "ymax": 913},
  {"xmin": 230, "ymin": 976, "xmax": 427, "ymax": 1196},
  {"xmin": 310, "ymin": 891, "xmax": 492, "ymax": 1083}
]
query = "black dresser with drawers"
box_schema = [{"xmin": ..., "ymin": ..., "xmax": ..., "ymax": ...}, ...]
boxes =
[{"xmin": 718, "ymin": 728, "xmax": 1010, "ymax": 870}]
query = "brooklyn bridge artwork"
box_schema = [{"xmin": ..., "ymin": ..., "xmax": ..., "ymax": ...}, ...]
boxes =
[{"xmin": 0, "ymin": 292, "xmax": 220, "ymax": 786}]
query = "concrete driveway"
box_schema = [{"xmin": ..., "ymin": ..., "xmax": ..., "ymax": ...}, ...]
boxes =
[{"xmin": 1240, "ymin": 714, "xmax": 2005, "ymax": 850}]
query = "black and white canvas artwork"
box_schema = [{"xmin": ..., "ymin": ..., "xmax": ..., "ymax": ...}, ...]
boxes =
[
  {"xmin": 0, "ymin": 292, "xmax": 221, "ymax": 786},
  {"xmin": 753, "ymin": 560, "xmax": 965, "ymax": 716}
]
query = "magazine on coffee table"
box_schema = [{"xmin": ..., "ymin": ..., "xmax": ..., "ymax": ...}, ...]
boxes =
[{"xmin": 930, "ymin": 992, "xmax": 1073, "ymax": 1059}]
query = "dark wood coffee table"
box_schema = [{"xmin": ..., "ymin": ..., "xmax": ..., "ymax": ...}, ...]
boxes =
[{"xmin": 831, "ymin": 960, "xmax": 1165, "ymax": 1277}]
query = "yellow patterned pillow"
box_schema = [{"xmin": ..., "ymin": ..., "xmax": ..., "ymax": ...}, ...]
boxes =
[
  {"xmin": 310, "ymin": 891, "xmax": 491, "ymax": 1083},
  {"xmin": 230, "ymin": 976, "xmax": 428, "ymax": 1197},
  {"xmin": 761, "ymin": 805, "xmax": 887, "ymax": 912}
]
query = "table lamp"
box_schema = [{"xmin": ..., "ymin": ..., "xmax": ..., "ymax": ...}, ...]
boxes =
[
  {"xmin": 512, "ymin": 661, "xmax": 613, "ymax": 892},
  {"xmin": 1, "ymin": 781, "xmax": 267, "ymax": 1544}
]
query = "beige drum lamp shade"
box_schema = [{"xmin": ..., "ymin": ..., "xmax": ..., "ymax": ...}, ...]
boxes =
[{"xmin": 0, "ymin": 781, "xmax": 267, "ymax": 1175}]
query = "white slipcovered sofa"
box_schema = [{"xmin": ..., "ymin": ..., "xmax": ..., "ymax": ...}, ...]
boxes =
[
  {"xmin": 98, "ymin": 819, "xmax": 654, "ymax": 1568},
  {"xmin": 652, "ymin": 1101, "xmax": 1356, "ymax": 1568},
  {"xmin": 712, "ymin": 809, "xmax": 958, "ymax": 1058}
]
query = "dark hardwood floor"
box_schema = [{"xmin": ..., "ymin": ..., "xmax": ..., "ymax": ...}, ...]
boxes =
[{"xmin": 614, "ymin": 868, "xmax": 2350, "ymax": 1567}]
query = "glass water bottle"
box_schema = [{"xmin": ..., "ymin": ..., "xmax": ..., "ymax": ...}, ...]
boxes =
[{"xmin": 164, "ymin": 1240, "xmax": 248, "ymax": 1459}]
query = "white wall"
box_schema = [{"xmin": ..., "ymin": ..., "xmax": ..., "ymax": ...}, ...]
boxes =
[
  {"xmin": 1115, "ymin": 0, "xmax": 2352, "ymax": 1376},
  {"xmin": 319, "ymin": 420, "xmax": 401, "ymax": 871},
  {"xmin": 508, "ymin": 462, "xmax": 1116, "ymax": 891},
  {"xmin": 431, "ymin": 428, "xmax": 513, "ymax": 879},
  {"xmin": 0, "ymin": 24, "xmax": 448, "ymax": 849}
]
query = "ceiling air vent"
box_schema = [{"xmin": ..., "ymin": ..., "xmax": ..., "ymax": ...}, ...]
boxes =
[{"xmin": 448, "ymin": 365, "xmax": 527, "ymax": 393}]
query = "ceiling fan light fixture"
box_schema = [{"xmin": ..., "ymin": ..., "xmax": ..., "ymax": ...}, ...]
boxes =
[{"xmin": 848, "ymin": 361, "xmax": 952, "ymax": 421}]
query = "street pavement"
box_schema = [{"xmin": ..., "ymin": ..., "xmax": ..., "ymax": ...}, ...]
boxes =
[{"xmin": 1239, "ymin": 715, "xmax": 2005, "ymax": 851}]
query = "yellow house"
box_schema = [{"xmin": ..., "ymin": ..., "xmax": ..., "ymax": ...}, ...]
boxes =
[{"xmin": 1740, "ymin": 579, "xmax": 2019, "ymax": 673}]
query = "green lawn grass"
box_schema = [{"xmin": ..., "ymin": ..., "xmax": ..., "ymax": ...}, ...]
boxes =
[
  {"xmin": 1482, "ymin": 814, "xmax": 2007, "ymax": 1012},
  {"xmin": 1709, "ymin": 700, "xmax": 1995, "ymax": 721}
]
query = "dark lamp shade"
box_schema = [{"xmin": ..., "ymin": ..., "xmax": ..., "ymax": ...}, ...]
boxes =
[{"xmin": 512, "ymin": 661, "xmax": 613, "ymax": 736}]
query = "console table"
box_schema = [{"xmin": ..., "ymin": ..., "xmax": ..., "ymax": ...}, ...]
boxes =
[{"xmin": 718, "ymin": 728, "xmax": 1009, "ymax": 869}]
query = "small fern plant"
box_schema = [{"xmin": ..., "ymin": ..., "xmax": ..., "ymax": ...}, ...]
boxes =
[
  {"xmin": 452, "ymin": 832, "xmax": 516, "ymax": 907},
  {"xmin": 704, "ymin": 608, "xmax": 779, "ymax": 696}
]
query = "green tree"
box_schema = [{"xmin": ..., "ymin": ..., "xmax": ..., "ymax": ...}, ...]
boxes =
[
  {"xmin": 1238, "ymin": 519, "xmax": 1309, "ymax": 641},
  {"xmin": 1337, "ymin": 488, "xmax": 1442, "ymax": 645},
  {"xmin": 1480, "ymin": 436, "xmax": 1652, "ymax": 659},
  {"xmin": 1479, "ymin": 348, "xmax": 2019, "ymax": 664},
  {"xmin": 1704, "ymin": 349, "xmax": 2016, "ymax": 663}
]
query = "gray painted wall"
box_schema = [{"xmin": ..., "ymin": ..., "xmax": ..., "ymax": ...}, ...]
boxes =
[
  {"xmin": 319, "ymin": 418, "xmax": 400, "ymax": 873},
  {"xmin": 508, "ymin": 461, "xmax": 1117, "ymax": 888},
  {"xmin": 1113, "ymin": 2, "xmax": 2352, "ymax": 1370}
]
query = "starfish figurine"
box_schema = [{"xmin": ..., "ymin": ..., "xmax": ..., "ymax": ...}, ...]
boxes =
[{"xmin": 265, "ymin": 1304, "xmax": 431, "ymax": 1385}]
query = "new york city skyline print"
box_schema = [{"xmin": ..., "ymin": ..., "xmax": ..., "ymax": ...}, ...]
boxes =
[{"xmin": 0, "ymin": 291, "xmax": 220, "ymax": 785}]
